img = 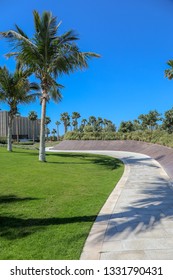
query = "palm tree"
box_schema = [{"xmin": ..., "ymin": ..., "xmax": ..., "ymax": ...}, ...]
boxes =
[
  {"xmin": 1, "ymin": 10, "xmax": 100, "ymax": 161},
  {"xmin": 28, "ymin": 111, "xmax": 38, "ymax": 143},
  {"xmin": 45, "ymin": 116, "xmax": 51, "ymax": 141},
  {"xmin": 45, "ymin": 127, "xmax": 50, "ymax": 140},
  {"xmin": 55, "ymin": 120, "xmax": 61, "ymax": 140},
  {"xmin": 60, "ymin": 112, "xmax": 70, "ymax": 134},
  {"xmin": 0, "ymin": 65, "xmax": 39, "ymax": 151},
  {"xmin": 81, "ymin": 118, "xmax": 88, "ymax": 126},
  {"xmin": 72, "ymin": 112, "xmax": 81, "ymax": 131},
  {"xmin": 51, "ymin": 128, "xmax": 57, "ymax": 140},
  {"xmin": 89, "ymin": 116, "xmax": 97, "ymax": 127},
  {"xmin": 165, "ymin": 60, "xmax": 173, "ymax": 80}
]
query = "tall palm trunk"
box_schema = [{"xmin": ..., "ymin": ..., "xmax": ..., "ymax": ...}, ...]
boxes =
[
  {"xmin": 7, "ymin": 114, "xmax": 13, "ymax": 152},
  {"xmin": 57, "ymin": 125, "xmax": 59, "ymax": 141},
  {"xmin": 65, "ymin": 122, "xmax": 67, "ymax": 134},
  {"xmin": 39, "ymin": 95, "xmax": 46, "ymax": 162},
  {"xmin": 32, "ymin": 121, "xmax": 35, "ymax": 143},
  {"xmin": 46, "ymin": 125, "xmax": 49, "ymax": 141}
]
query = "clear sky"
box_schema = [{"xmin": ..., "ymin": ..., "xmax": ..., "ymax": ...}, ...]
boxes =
[{"xmin": 1, "ymin": 0, "xmax": 173, "ymax": 135}]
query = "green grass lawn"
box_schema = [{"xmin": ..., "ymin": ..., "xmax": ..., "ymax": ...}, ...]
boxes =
[{"xmin": 0, "ymin": 147, "xmax": 124, "ymax": 260}]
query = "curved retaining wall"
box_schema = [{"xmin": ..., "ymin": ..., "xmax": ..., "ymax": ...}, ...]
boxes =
[{"xmin": 51, "ymin": 140, "xmax": 173, "ymax": 180}]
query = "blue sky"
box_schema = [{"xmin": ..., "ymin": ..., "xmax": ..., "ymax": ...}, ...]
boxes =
[{"xmin": 1, "ymin": 0, "xmax": 173, "ymax": 135}]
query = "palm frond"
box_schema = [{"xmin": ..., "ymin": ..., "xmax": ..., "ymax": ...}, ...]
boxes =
[
  {"xmin": 15, "ymin": 24, "xmax": 28, "ymax": 39},
  {"xmin": 49, "ymin": 81, "xmax": 63, "ymax": 103},
  {"xmin": 165, "ymin": 60, "xmax": 173, "ymax": 79}
]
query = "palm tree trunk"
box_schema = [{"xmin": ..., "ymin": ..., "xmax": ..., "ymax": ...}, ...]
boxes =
[
  {"xmin": 39, "ymin": 96, "xmax": 46, "ymax": 162},
  {"xmin": 32, "ymin": 121, "xmax": 35, "ymax": 143},
  {"xmin": 7, "ymin": 115, "xmax": 12, "ymax": 152},
  {"xmin": 46, "ymin": 125, "xmax": 48, "ymax": 141},
  {"xmin": 57, "ymin": 125, "xmax": 59, "ymax": 141},
  {"xmin": 65, "ymin": 123, "xmax": 67, "ymax": 134}
]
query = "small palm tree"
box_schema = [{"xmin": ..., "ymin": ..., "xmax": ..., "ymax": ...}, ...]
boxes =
[
  {"xmin": 51, "ymin": 128, "xmax": 57, "ymax": 140},
  {"xmin": 89, "ymin": 116, "xmax": 97, "ymax": 127},
  {"xmin": 81, "ymin": 118, "xmax": 88, "ymax": 126},
  {"xmin": 0, "ymin": 65, "xmax": 39, "ymax": 151},
  {"xmin": 28, "ymin": 111, "xmax": 38, "ymax": 143},
  {"xmin": 1, "ymin": 10, "xmax": 100, "ymax": 161},
  {"xmin": 45, "ymin": 116, "xmax": 51, "ymax": 141},
  {"xmin": 60, "ymin": 112, "xmax": 70, "ymax": 134},
  {"xmin": 55, "ymin": 120, "xmax": 61, "ymax": 140},
  {"xmin": 72, "ymin": 112, "xmax": 81, "ymax": 131},
  {"xmin": 45, "ymin": 127, "xmax": 50, "ymax": 140}
]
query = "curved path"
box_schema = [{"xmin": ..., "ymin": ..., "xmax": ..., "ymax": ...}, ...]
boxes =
[
  {"xmin": 47, "ymin": 141, "xmax": 173, "ymax": 259},
  {"xmin": 52, "ymin": 140, "xmax": 173, "ymax": 180}
]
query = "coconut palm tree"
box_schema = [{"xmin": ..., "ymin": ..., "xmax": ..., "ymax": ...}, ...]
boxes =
[
  {"xmin": 0, "ymin": 65, "xmax": 39, "ymax": 151},
  {"xmin": 28, "ymin": 111, "xmax": 38, "ymax": 143},
  {"xmin": 0, "ymin": 10, "xmax": 100, "ymax": 161}
]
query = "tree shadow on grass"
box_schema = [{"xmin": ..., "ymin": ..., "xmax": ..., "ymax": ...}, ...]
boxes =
[
  {"xmin": 47, "ymin": 153, "xmax": 123, "ymax": 170},
  {"xmin": 0, "ymin": 195, "xmax": 39, "ymax": 204},
  {"xmin": 0, "ymin": 215, "xmax": 97, "ymax": 240}
]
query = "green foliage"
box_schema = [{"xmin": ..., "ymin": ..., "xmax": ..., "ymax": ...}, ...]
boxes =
[
  {"xmin": 83, "ymin": 125, "xmax": 94, "ymax": 133},
  {"xmin": 28, "ymin": 111, "xmax": 38, "ymax": 121},
  {"xmin": 118, "ymin": 121, "xmax": 135, "ymax": 133},
  {"xmin": 138, "ymin": 110, "xmax": 162, "ymax": 131},
  {"xmin": 64, "ymin": 131, "xmax": 116, "ymax": 140},
  {"xmin": 116, "ymin": 130, "xmax": 173, "ymax": 148},
  {"xmin": 0, "ymin": 137, "xmax": 7, "ymax": 144},
  {"xmin": 64, "ymin": 131, "xmax": 82, "ymax": 140},
  {"xmin": 162, "ymin": 107, "xmax": 173, "ymax": 134}
]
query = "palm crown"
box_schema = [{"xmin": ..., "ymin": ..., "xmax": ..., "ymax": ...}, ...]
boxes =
[
  {"xmin": 0, "ymin": 65, "xmax": 39, "ymax": 151},
  {"xmin": 0, "ymin": 65, "xmax": 39, "ymax": 115},
  {"xmin": 0, "ymin": 10, "xmax": 99, "ymax": 102}
]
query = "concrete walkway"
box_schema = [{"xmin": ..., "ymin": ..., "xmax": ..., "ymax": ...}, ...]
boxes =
[{"xmin": 46, "ymin": 148, "xmax": 173, "ymax": 260}]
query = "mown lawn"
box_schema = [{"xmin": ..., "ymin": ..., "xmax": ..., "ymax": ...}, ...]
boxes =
[{"xmin": 0, "ymin": 147, "xmax": 124, "ymax": 259}]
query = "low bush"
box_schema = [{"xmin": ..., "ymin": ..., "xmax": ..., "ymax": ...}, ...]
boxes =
[
  {"xmin": 64, "ymin": 131, "xmax": 116, "ymax": 140},
  {"xmin": 13, "ymin": 141, "xmax": 34, "ymax": 145},
  {"xmin": 0, "ymin": 137, "xmax": 7, "ymax": 144},
  {"xmin": 64, "ymin": 131, "xmax": 82, "ymax": 140}
]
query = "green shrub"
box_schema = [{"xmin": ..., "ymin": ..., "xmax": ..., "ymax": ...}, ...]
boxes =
[
  {"xmin": 13, "ymin": 141, "xmax": 34, "ymax": 145},
  {"xmin": 0, "ymin": 137, "xmax": 7, "ymax": 144},
  {"xmin": 102, "ymin": 132, "xmax": 116, "ymax": 140},
  {"xmin": 64, "ymin": 131, "xmax": 82, "ymax": 140}
]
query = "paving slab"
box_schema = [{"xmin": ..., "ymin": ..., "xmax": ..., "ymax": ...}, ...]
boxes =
[{"xmin": 46, "ymin": 145, "xmax": 173, "ymax": 260}]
